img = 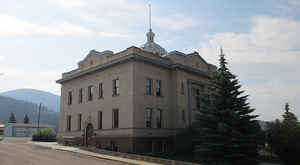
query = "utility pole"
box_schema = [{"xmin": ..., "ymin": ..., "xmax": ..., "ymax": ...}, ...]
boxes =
[{"xmin": 37, "ymin": 103, "xmax": 42, "ymax": 131}]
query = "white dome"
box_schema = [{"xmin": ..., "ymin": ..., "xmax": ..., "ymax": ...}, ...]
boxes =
[{"xmin": 140, "ymin": 29, "xmax": 167, "ymax": 56}]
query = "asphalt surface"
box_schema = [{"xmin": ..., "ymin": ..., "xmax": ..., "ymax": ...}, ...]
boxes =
[{"xmin": 0, "ymin": 137, "xmax": 126, "ymax": 165}]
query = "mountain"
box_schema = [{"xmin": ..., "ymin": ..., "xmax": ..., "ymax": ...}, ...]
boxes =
[
  {"xmin": 0, "ymin": 95, "xmax": 59, "ymax": 129},
  {"xmin": 0, "ymin": 89, "xmax": 60, "ymax": 112}
]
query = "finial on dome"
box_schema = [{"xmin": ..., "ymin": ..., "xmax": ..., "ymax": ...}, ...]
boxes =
[
  {"xmin": 140, "ymin": 4, "xmax": 167, "ymax": 56},
  {"xmin": 147, "ymin": 4, "xmax": 155, "ymax": 42},
  {"xmin": 149, "ymin": 4, "xmax": 151, "ymax": 31}
]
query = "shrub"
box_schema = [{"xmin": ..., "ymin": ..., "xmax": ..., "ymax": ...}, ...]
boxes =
[{"xmin": 32, "ymin": 128, "xmax": 56, "ymax": 142}]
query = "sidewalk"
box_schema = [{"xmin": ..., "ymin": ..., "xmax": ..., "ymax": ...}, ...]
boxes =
[{"xmin": 29, "ymin": 141, "xmax": 161, "ymax": 165}]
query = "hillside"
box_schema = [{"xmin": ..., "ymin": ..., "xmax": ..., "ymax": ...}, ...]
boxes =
[
  {"xmin": 0, "ymin": 95, "xmax": 59, "ymax": 129},
  {"xmin": 0, "ymin": 88, "xmax": 60, "ymax": 112}
]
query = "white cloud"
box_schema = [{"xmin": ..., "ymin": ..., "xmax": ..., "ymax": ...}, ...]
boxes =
[
  {"xmin": 49, "ymin": 0, "xmax": 144, "ymax": 11},
  {"xmin": 154, "ymin": 14, "xmax": 198, "ymax": 30},
  {"xmin": 48, "ymin": 0, "xmax": 86, "ymax": 8},
  {"xmin": 94, "ymin": 0, "xmax": 144, "ymax": 12},
  {"xmin": 250, "ymin": 15, "xmax": 300, "ymax": 50},
  {"xmin": 193, "ymin": 15, "xmax": 300, "ymax": 65},
  {"xmin": 0, "ymin": 15, "xmax": 91, "ymax": 36},
  {"xmin": 76, "ymin": 1, "xmax": 197, "ymax": 31},
  {"xmin": 245, "ymin": 78, "xmax": 300, "ymax": 121},
  {"xmin": 44, "ymin": 22, "xmax": 91, "ymax": 36},
  {"xmin": 288, "ymin": 0, "xmax": 300, "ymax": 6},
  {"xmin": 79, "ymin": 12, "xmax": 107, "ymax": 24},
  {"xmin": 0, "ymin": 64, "xmax": 61, "ymax": 95},
  {"xmin": 97, "ymin": 32, "xmax": 128, "ymax": 38},
  {"xmin": 0, "ymin": 15, "xmax": 127, "ymax": 38},
  {"xmin": 191, "ymin": 15, "xmax": 300, "ymax": 120}
]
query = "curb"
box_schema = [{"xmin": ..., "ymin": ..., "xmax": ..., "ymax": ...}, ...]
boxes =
[
  {"xmin": 29, "ymin": 142, "xmax": 161, "ymax": 165},
  {"xmin": 55, "ymin": 148, "xmax": 137, "ymax": 165}
]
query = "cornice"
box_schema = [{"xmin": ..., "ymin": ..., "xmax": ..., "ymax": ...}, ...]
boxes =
[{"xmin": 57, "ymin": 54, "xmax": 211, "ymax": 84}]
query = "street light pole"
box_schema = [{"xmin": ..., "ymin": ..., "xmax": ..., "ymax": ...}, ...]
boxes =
[{"xmin": 37, "ymin": 103, "xmax": 42, "ymax": 131}]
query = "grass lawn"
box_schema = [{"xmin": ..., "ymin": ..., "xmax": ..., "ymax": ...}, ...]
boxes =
[{"xmin": 0, "ymin": 135, "xmax": 3, "ymax": 141}]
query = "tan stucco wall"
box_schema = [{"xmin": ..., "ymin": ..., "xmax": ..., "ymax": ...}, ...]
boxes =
[
  {"xmin": 132, "ymin": 61, "xmax": 172, "ymax": 130},
  {"xmin": 59, "ymin": 62, "xmax": 134, "ymax": 136},
  {"xmin": 175, "ymin": 70, "xmax": 211, "ymax": 126}
]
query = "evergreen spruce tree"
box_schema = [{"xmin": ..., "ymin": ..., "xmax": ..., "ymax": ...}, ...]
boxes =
[
  {"xmin": 8, "ymin": 112, "xmax": 16, "ymax": 123},
  {"xmin": 24, "ymin": 114, "xmax": 30, "ymax": 124},
  {"xmin": 282, "ymin": 103, "xmax": 298, "ymax": 128},
  {"xmin": 267, "ymin": 103, "xmax": 300, "ymax": 165},
  {"xmin": 194, "ymin": 49, "xmax": 259, "ymax": 165}
]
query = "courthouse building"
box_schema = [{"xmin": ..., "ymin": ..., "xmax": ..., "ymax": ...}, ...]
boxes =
[{"xmin": 56, "ymin": 26, "xmax": 216, "ymax": 153}]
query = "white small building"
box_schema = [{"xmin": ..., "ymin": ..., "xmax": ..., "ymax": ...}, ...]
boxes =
[
  {"xmin": 4, "ymin": 123, "xmax": 55, "ymax": 137},
  {"xmin": 0, "ymin": 124, "xmax": 5, "ymax": 135}
]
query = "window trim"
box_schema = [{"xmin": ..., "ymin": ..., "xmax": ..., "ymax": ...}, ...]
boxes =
[
  {"xmin": 156, "ymin": 109, "xmax": 162, "ymax": 128},
  {"xmin": 98, "ymin": 83, "xmax": 103, "ymax": 99},
  {"xmin": 146, "ymin": 108, "xmax": 152, "ymax": 128},
  {"xmin": 78, "ymin": 114, "xmax": 82, "ymax": 131},
  {"xmin": 88, "ymin": 85, "xmax": 94, "ymax": 101},
  {"xmin": 67, "ymin": 115, "xmax": 71, "ymax": 131},
  {"xmin": 181, "ymin": 81, "xmax": 184, "ymax": 95},
  {"xmin": 78, "ymin": 88, "xmax": 83, "ymax": 104},
  {"xmin": 155, "ymin": 80, "xmax": 162, "ymax": 96},
  {"xmin": 112, "ymin": 109, "xmax": 119, "ymax": 128},
  {"xmin": 182, "ymin": 110, "xmax": 185, "ymax": 122},
  {"xmin": 68, "ymin": 91, "xmax": 72, "ymax": 105},
  {"xmin": 196, "ymin": 88, "xmax": 201, "ymax": 111},
  {"xmin": 98, "ymin": 111, "xmax": 103, "ymax": 129},
  {"xmin": 146, "ymin": 78, "xmax": 153, "ymax": 95},
  {"xmin": 112, "ymin": 79, "xmax": 120, "ymax": 96}
]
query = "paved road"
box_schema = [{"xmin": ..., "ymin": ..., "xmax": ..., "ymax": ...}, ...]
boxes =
[{"xmin": 0, "ymin": 138, "xmax": 126, "ymax": 165}]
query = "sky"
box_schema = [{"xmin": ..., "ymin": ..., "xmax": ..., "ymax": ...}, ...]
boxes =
[{"xmin": 0, "ymin": 0, "xmax": 299, "ymax": 121}]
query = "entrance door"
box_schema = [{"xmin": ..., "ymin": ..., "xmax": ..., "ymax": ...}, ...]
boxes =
[{"xmin": 85, "ymin": 123, "xmax": 94, "ymax": 146}]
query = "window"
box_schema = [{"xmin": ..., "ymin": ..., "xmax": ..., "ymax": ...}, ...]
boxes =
[
  {"xmin": 68, "ymin": 91, "xmax": 72, "ymax": 105},
  {"xmin": 98, "ymin": 111, "xmax": 102, "ymax": 129},
  {"xmin": 98, "ymin": 83, "xmax": 103, "ymax": 98},
  {"xmin": 146, "ymin": 78, "xmax": 152, "ymax": 95},
  {"xmin": 196, "ymin": 89, "xmax": 201, "ymax": 111},
  {"xmin": 112, "ymin": 109, "xmax": 119, "ymax": 128},
  {"xmin": 113, "ymin": 79, "xmax": 120, "ymax": 96},
  {"xmin": 203, "ymin": 93, "xmax": 210, "ymax": 108},
  {"xmin": 146, "ymin": 108, "xmax": 152, "ymax": 128},
  {"xmin": 156, "ymin": 109, "xmax": 162, "ymax": 128},
  {"xmin": 182, "ymin": 110, "xmax": 185, "ymax": 122},
  {"xmin": 111, "ymin": 141, "xmax": 120, "ymax": 152},
  {"xmin": 78, "ymin": 88, "xmax": 83, "ymax": 104},
  {"xmin": 156, "ymin": 141, "xmax": 163, "ymax": 153},
  {"xmin": 181, "ymin": 81, "xmax": 184, "ymax": 95},
  {"xmin": 78, "ymin": 114, "xmax": 82, "ymax": 130},
  {"xmin": 88, "ymin": 86, "xmax": 94, "ymax": 101},
  {"xmin": 156, "ymin": 80, "xmax": 162, "ymax": 96},
  {"xmin": 146, "ymin": 141, "xmax": 153, "ymax": 153},
  {"xmin": 67, "ymin": 115, "xmax": 71, "ymax": 131}
]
